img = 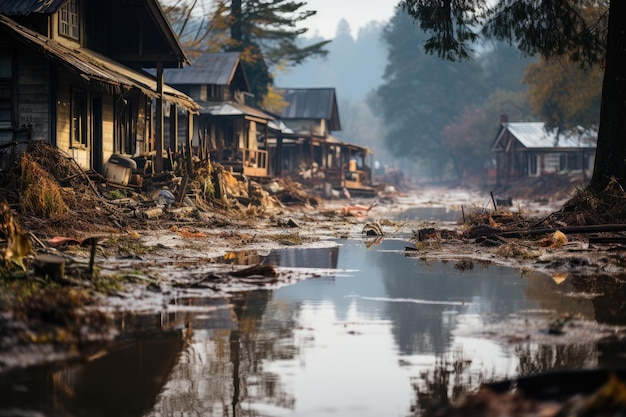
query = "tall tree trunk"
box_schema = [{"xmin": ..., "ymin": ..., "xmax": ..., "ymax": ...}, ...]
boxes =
[
  {"xmin": 231, "ymin": 0, "xmax": 242, "ymax": 44},
  {"xmin": 589, "ymin": 1, "xmax": 626, "ymax": 192}
]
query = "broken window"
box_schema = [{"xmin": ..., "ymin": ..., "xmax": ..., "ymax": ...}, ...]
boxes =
[
  {"xmin": 71, "ymin": 88, "xmax": 88, "ymax": 148},
  {"xmin": 59, "ymin": 0, "xmax": 80, "ymax": 41}
]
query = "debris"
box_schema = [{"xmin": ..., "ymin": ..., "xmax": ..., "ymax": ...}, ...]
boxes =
[
  {"xmin": 538, "ymin": 230, "xmax": 568, "ymax": 248},
  {"xmin": 230, "ymin": 263, "xmax": 278, "ymax": 279},
  {"xmin": 340, "ymin": 203, "xmax": 377, "ymax": 217},
  {"xmin": 33, "ymin": 254, "xmax": 66, "ymax": 280},
  {"xmin": 362, "ymin": 222, "xmax": 384, "ymax": 236}
]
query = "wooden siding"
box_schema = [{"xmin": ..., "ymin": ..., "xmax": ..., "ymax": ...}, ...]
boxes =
[
  {"xmin": 16, "ymin": 51, "xmax": 49, "ymax": 141},
  {"xmin": 102, "ymin": 94, "xmax": 114, "ymax": 162}
]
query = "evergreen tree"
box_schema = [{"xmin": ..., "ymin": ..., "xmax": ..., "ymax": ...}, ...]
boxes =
[
  {"xmin": 376, "ymin": 11, "xmax": 487, "ymax": 180},
  {"xmin": 227, "ymin": 0, "xmax": 330, "ymax": 103},
  {"xmin": 400, "ymin": 0, "xmax": 621, "ymax": 193},
  {"xmin": 161, "ymin": 0, "xmax": 330, "ymax": 104}
]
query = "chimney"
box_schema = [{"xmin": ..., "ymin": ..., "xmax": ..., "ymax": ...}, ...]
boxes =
[{"xmin": 500, "ymin": 114, "xmax": 508, "ymax": 123}]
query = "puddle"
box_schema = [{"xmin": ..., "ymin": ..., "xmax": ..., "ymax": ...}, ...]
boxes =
[{"xmin": 1, "ymin": 239, "xmax": 624, "ymax": 417}]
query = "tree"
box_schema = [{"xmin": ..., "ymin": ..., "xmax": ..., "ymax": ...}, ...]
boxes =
[
  {"xmin": 161, "ymin": 0, "xmax": 330, "ymax": 104},
  {"xmin": 443, "ymin": 89, "xmax": 533, "ymax": 181},
  {"xmin": 227, "ymin": 0, "xmax": 330, "ymax": 103},
  {"xmin": 376, "ymin": 11, "xmax": 488, "ymax": 180},
  {"xmin": 522, "ymin": 57, "xmax": 602, "ymax": 132},
  {"xmin": 400, "ymin": 0, "xmax": 623, "ymax": 193}
]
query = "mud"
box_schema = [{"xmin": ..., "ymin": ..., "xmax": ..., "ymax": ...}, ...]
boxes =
[{"xmin": 2, "ymin": 184, "xmax": 625, "ymax": 373}]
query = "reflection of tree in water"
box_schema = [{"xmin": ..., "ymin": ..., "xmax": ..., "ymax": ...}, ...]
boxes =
[
  {"xmin": 522, "ymin": 270, "xmax": 595, "ymax": 320},
  {"xmin": 570, "ymin": 273, "xmax": 626, "ymax": 325},
  {"xmin": 515, "ymin": 343, "xmax": 597, "ymax": 376},
  {"xmin": 149, "ymin": 290, "xmax": 299, "ymax": 416},
  {"xmin": 377, "ymin": 252, "xmax": 530, "ymax": 356},
  {"xmin": 409, "ymin": 347, "xmax": 488, "ymax": 417}
]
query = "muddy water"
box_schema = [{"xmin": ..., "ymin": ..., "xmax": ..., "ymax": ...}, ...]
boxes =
[{"xmin": 0, "ymin": 239, "xmax": 623, "ymax": 417}]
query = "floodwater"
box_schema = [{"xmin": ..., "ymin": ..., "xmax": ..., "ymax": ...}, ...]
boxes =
[{"xmin": 1, "ymin": 239, "xmax": 624, "ymax": 417}]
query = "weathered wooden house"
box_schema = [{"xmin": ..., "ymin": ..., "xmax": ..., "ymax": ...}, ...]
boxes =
[
  {"xmin": 269, "ymin": 87, "xmax": 374, "ymax": 194},
  {"xmin": 0, "ymin": 0, "xmax": 198, "ymax": 176},
  {"xmin": 491, "ymin": 120, "xmax": 597, "ymax": 185},
  {"xmin": 160, "ymin": 52, "xmax": 273, "ymax": 178}
]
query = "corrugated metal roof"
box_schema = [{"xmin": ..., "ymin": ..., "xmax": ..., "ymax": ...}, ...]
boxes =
[
  {"xmin": 0, "ymin": 0, "xmax": 67, "ymax": 15},
  {"xmin": 497, "ymin": 122, "xmax": 596, "ymax": 149},
  {"xmin": 199, "ymin": 101, "xmax": 272, "ymax": 121},
  {"xmin": 0, "ymin": 14, "xmax": 199, "ymax": 112},
  {"xmin": 161, "ymin": 52, "xmax": 241, "ymax": 86},
  {"xmin": 276, "ymin": 88, "xmax": 337, "ymax": 120}
]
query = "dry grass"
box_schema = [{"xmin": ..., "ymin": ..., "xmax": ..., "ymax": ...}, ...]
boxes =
[{"xmin": 20, "ymin": 153, "xmax": 68, "ymax": 218}]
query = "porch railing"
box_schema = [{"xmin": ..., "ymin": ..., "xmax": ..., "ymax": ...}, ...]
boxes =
[{"xmin": 243, "ymin": 148, "xmax": 269, "ymax": 177}]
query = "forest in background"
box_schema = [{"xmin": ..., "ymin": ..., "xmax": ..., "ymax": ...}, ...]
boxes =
[{"xmin": 163, "ymin": 1, "xmax": 603, "ymax": 185}]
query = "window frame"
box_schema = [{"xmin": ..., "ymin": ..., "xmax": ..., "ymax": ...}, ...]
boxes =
[
  {"xmin": 59, "ymin": 0, "xmax": 80, "ymax": 41},
  {"xmin": 70, "ymin": 87, "xmax": 88, "ymax": 148},
  {"xmin": 0, "ymin": 51, "xmax": 13, "ymax": 132}
]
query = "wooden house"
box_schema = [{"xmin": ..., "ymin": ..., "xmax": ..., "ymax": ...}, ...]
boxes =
[
  {"xmin": 269, "ymin": 87, "xmax": 374, "ymax": 195},
  {"xmin": 0, "ymin": 0, "xmax": 199, "ymax": 176},
  {"xmin": 160, "ymin": 52, "xmax": 273, "ymax": 178},
  {"xmin": 491, "ymin": 121, "xmax": 596, "ymax": 185}
]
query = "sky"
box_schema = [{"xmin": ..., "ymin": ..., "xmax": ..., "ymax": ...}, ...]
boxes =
[{"xmin": 299, "ymin": 0, "xmax": 400, "ymax": 39}]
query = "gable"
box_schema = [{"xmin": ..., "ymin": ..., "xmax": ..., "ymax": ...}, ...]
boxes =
[
  {"xmin": 492, "ymin": 122, "xmax": 597, "ymax": 152},
  {"xmin": 275, "ymin": 88, "xmax": 341, "ymax": 131},
  {"xmin": 161, "ymin": 52, "xmax": 249, "ymax": 91},
  {"xmin": 0, "ymin": 14, "xmax": 198, "ymax": 112},
  {"xmin": 0, "ymin": 0, "xmax": 189, "ymax": 69}
]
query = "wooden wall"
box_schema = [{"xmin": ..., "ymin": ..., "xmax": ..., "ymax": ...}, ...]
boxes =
[{"xmin": 16, "ymin": 52, "xmax": 50, "ymax": 142}]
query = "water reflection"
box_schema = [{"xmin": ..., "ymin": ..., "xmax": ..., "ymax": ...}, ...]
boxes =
[{"xmin": 1, "ymin": 240, "xmax": 624, "ymax": 417}]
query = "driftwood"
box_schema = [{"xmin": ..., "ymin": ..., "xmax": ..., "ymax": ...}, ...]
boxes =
[{"xmin": 477, "ymin": 224, "xmax": 626, "ymax": 239}]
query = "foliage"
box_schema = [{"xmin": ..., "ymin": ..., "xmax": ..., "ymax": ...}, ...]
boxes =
[
  {"xmin": 162, "ymin": 0, "xmax": 331, "ymax": 104},
  {"xmin": 399, "ymin": 0, "xmax": 626, "ymax": 194},
  {"xmin": 162, "ymin": 0, "xmax": 234, "ymax": 57},
  {"xmin": 401, "ymin": 0, "xmax": 608, "ymax": 65},
  {"xmin": 442, "ymin": 89, "xmax": 533, "ymax": 180},
  {"xmin": 261, "ymin": 84, "xmax": 289, "ymax": 114},
  {"xmin": 522, "ymin": 57, "xmax": 602, "ymax": 132},
  {"xmin": 376, "ymin": 11, "xmax": 489, "ymax": 180}
]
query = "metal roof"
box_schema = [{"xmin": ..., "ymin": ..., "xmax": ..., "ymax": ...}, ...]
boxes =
[
  {"xmin": 161, "ymin": 52, "xmax": 243, "ymax": 86},
  {"xmin": 0, "ymin": 0, "xmax": 190, "ymax": 67},
  {"xmin": 0, "ymin": 0, "xmax": 67, "ymax": 15},
  {"xmin": 199, "ymin": 101, "xmax": 272, "ymax": 121},
  {"xmin": 0, "ymin": 14, "xmax": 199, "ymax": 112},
  {"xmin": 494, "ymin": 122, "xmax": 597, "ymax": 150},
  {"xmin": 275, "ymin": 88, "xmax": 341, "ymax": 131}
]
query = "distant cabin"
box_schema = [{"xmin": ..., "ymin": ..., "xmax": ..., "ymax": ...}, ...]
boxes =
[{"xmin": 491, "ymin": 121, "xmax": 597, "ymax": 185}]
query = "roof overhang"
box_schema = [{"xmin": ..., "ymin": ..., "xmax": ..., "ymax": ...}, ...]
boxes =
[
  {"xmin": 0, "ymin": 14, "xmax": 199, "ymax": 113},
  {"xmin": 199, "ymin": 101, "xmax": 273, "ymax": 124}
]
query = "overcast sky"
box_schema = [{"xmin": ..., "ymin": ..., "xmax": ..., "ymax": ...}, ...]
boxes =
[{"xmin": 300, "ymin": 0, "xmax": 400, "ymax": 39}]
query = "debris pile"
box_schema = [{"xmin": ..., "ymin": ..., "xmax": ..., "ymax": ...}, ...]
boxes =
[{"xmin": 0, "ymin": 142, "xmax": 322, "ymax": 237}]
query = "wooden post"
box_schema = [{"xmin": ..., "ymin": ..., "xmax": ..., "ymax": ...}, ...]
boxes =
[
  {"xmin": 169, "ymin": 103, "xmax": 178, "ymax": 152},
  {"xmin": 155, "ymin": 63, "xmax": 164, "ymax": 173}
]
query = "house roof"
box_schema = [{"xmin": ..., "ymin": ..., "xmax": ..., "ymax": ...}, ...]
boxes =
[
  {"xmin": 492, "ymin": 122, "xmax": 597, "ymax": 151},
  {"xmin": 0, "ymin": 0, "xmax": 67, "ymax": 15},
  {"xmin": 161, "ymin": 52, "xmax": 248, "ymax": 89},
  {"xmin": 0, "ymin": 0, "xmax": 190, "ymax": 68},
  {"xmin": 0, "ymin": 14, "xmax": 199, "ymax": 112},
  {"xmin": 199, "ymin": 101, "xmax": 272, "ymax": 122},
  {"xmin": 275, "ymin": 88, "xmax": 341, "ymax": 131}
]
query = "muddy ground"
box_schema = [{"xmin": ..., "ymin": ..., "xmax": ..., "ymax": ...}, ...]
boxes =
[
  {"xmin": 2, "ymin": 145, "xmax": 626, "ymax": 416},
  {"xmin": 2, "ymin": 181, "xmax": 626, "ymax": 371}
]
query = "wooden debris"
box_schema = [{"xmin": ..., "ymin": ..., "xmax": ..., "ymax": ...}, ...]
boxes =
[
  {"xmin": 33, "ymin": 254, "xmax": 66, "ymax": 280},
  {"xmin": 230, "ymin": 263, "xmax": 277, "ymax": 278}
]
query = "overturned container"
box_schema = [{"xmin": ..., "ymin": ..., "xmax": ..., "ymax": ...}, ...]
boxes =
[{"xmin": 105, "ymin": 154, "xmax": 137, "ymax": 186}]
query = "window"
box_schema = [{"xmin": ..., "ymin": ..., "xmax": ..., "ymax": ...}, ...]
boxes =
[
  {"xmin": 59, "ymin": 0, "xmax": 80, "ymax": 41},
  {"xmin": 0, "ymin": 53, "xmax": 12, "ymax": 131},
  {"xmin": 71, "ymin": 88, "xmax": 88, "ymax": 147}
]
